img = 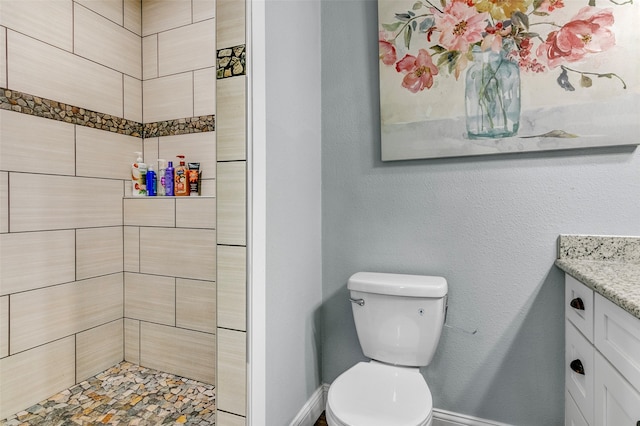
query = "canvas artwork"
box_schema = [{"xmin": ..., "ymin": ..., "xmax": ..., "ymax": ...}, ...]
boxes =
[{"xmin": 378, "ymin": 0, "xmax": 640, "ymax": 160}]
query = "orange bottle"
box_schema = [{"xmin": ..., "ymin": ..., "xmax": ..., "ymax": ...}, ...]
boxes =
[{"xmin": 174, "ymin": 155, "xmax": 190, "ymax": 196}]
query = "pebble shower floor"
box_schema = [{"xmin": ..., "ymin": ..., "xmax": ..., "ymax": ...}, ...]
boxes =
[{"xmin": 0, "ymin": 362, "xmax": 216, "ymax": 426}]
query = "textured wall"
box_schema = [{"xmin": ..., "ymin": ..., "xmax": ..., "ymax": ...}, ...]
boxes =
[{"xmin": 320, "ymin": 1, "xmax": 640, "ymax": 425}]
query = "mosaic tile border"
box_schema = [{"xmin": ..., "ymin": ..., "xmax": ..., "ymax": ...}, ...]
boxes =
[
  {"xmin": 217, "ymin": 44, "xmax": 246, "ymax": 79},
  {"xmin": 1, "ymin": 88, "xmax": 215, "ymax": 138}
]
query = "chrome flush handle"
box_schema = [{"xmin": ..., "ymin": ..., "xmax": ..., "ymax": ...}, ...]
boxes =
[{"xmin": 349, "ymin": 297, "xmax": 365, "ymax": 306}]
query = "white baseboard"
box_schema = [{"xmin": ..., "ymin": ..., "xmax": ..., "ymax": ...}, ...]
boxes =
[{"xmin": 291, "ymin": 384, "xmax": 512, "ymax": 426}]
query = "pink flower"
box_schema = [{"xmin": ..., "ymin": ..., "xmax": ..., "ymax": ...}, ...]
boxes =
[
  {"xmin": 537, "ymin": 6, "xmax": 615, "ymax": 68},
  {"xmin": 433, "ymin": 2, "xmax": 489, "ymax": 52},
  {"xmin": 395, "ymin": 49, "xmax": 439, "ymax": 93},
  {"xmin": 537, "ymin": 0, "xmax": 565, "ymax": 14},
  {"xmin": 379, "ymin": 40, "xmax": 397, "ymax": 66}
]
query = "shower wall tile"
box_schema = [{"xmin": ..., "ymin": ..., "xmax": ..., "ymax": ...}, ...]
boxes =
[
  {"xmin": 124, "ymin": 198, "xmax": 175, "ymax": 227},
  {"xmin": 143, "ymin": 35, "xmax": 159, "ymax": 80},
  {"xmin": 143, "ymin": 73, "xmax": 193, "ymax": 123},
  {"xmin": 0, "ymin": 110, "xmax": 75, "ymax": 176},
  {"xmin": 0, "ymin": 27, "xmax": 6, "ymax": 88},
  {"xmin": 176, "ymin": 278, "xmax": 216, "ymax": 334},
  {"xmin": 124, "ymin": 0, "xmax": 142, "ymax": 35},
  {"xmin": 140, "ymin": 322, "xmax": 216, "ymax": 384},
  {"xmin": 76, "ymin": 125, "xmax": 142, "ymax": 179},
  {"xmin": 125, "ymin": 272, "xmax": 176, "ymax": 326},
  {"xmin": 0, "ymin": 295, "xmax": 8, "ymax": 358},
  {"xmin": 124, "ymin": 226, "xmax": 140, "ymax": 272},
  {"xmin": 0, "ymin": 230, "xmax": 75, "ymax": 296},
  {"xmin": 76, "ymin": 319, "xmax": 124, "ymax": 382},
  {"xmin": 139, "ymin": 227, "xmax": 216, "ymax": 281},
  {"xmin": 76, "ymin": 226, "xmax": 123, "ymax": 280},
  {"xmin": 158, "ymin": 19, "xmax": 215, "ymax": 77},
  {"xmin": 217, "ymin": 245, "xmax": 246, "ymax": 331},
  {"xmin": 9, "ymin": 174, "xmax": 123, "ymax": 232},
  {"xmin": 142, "ymin": 0, "xmax": 192, "ymax": 36},
  {"xmin": 143, "ymin": 137, "xmax": 160, "ymax": 168},
  {"xmin": 74, "ymin": 3, "xmax": 141, "ymax": 79},
  {"xmin": 217, "ymin": 161, "xmax": 246, "ymax": 245},
  {"xmin": 10, "ymin": 273, "xmax": 123, "ymax": 354},
  {"xmin": 200, "ymin": 178, "xmax": 216, "ymax": 197},
  {"xmin": 217, "ymin": 328, "xmax": 246, "ymax": 416},
  {"xmin": 124, "ymin": 76, "xmax": 143, "ymax": 123},
  {"xmin": 76, "ymin": 0, "xmax": 123, "ymax": 26},
  {"xmin": 124, "ymin": 318, "xmax": 140, "ymax": 364},
  {"xmin": 193, "ymin": 0, "xmax": 216, "ymax": 22},
  {"xmin": 7, "ymin": 31, "xmax": 123, "ymax": 118},
  {"xmin": 216, "ymin": 76, "xmax": 246, "ymax": 161},
  {"xmin": 216, "ymin": 411, "xmax": 246, "ymax": 426},
  {"xmin": 194, "ymin": 67, "xmax": 217, "ymax": 117},
  {"xmin": 0, "ymin": 173, "xmax": 8, "ymax": 234},
  {"xmin": 158, "ymin": 132, "xmax": 216, "ymax": 181},
  {"xmin": 176, "ymin": 197, "xmax": 216, "ymax": 229},
  {"xmin": 0, "ymin": 336, "xmax": 75, "ymax": 421},
  {"xmin": 0, "ymin": 0, "xmax": 73, "ymax": 52},
  {"xmin": 216, "ymin": 0, "xmax": 245, "ymax": 49}
]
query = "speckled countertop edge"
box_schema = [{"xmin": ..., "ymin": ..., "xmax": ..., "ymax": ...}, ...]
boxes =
[{"xmin": 556, "ymin": 235, "xmax": 640, "ymax": 319}]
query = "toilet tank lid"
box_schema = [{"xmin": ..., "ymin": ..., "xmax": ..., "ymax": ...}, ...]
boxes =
[{"xmin": 348, "ymin": 272, "xmax": 447, "ymax": 297}]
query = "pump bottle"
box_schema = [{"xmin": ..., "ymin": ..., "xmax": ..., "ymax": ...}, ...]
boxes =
[{"xmin": 132, "ymin": 152, "xmax": 147, "ymax": 196}]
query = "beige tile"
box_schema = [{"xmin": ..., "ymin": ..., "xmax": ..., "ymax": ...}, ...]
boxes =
[
  {"xmin": 176, "ymin": 197, "xmax": 216, "ymax": 229},
  {"xmin": 124, "ymin": 318, "xmax": 140, "ymax": 364},
  {"xmin": 124, "ymin": 226, "xmax": 140, "ymax": 272},
  {"xmin": 124, "ymin": 0, "xmax": 142, "ymax": 35},
  {"xmin": 0, "ymin": 110, "xmax": 75, "ymax": 175},
  {"xmin": 75, "ymin": 3, "xmax": 141, "ymax": 79},
  {"xmin": 217, "ymin": 245, "xmax": 246, "ymax": 331},
  {"xmin": 76, "ymin": 319, "xmax": 124, "ymax": 382},
  {"xmin": 0, "ymin": 336, "xmax": 75, "ymax": 420},
  {"xmin": 142, "ymin": 0, "xmax": 192, "ymax": 36},
  {"xmin": 143, "ymin": 139, "xmax": 161, "ymax": 179},
  {"xmin": 0, "ymin": 27, "xmax": 6, "ymax": 88},
  {"xmin": 158, "ymin": 20, "xmax": 215, "ymax": 77},
  {"xmin": 76, "ymin": 125, "xmax": 142, "ymax": 179},
  {"xmin": 217, "ymin": 328, "xmax": 246, "ymax": 416},
  {"xmin": 143, "ymin": 34, "xmax": 158, "ymax": 80},
  {"xmin": 0, "ymin": 172, "xmax": 8, "ymax": 233},
  {"xmin": 0, "ymin": 0, "xmax": 73, "ymax": 52},
  {"xmin": 143, "ymin": 72, "xmax": 193, "ymax": 123},
  {"xmin": 216, "ymin": 411, "xmax": 246, "ymax": 426},
  {"xmin": 0, "ymin": 230, "xmax": 75, "ymax": 296},
  {"xmin": 194, "ymin": 67, "xmax": 216, "ymax": 117},
  {"xmin": 124, "ymin": 198, "xmax": 175, "ymax": 227},
  {"xmin": 200, "ymin": 178, "xmax": 216, "ymax": 197},
  {"xmin": 0, "ymin": 296, "xmax": 8, "ymax": 358},
  {"xmin": 216, "ymin": 76, "xmax": 246, "ymax": 161},
  {"xmin": 217, "ymin": 161, "xmax": 246, "ymax": 245},
  {"xmin": 125, "ymin": 272, "xmax": 175, "ymax": 325},
  {"xmin": 140, "ymin": 322, "xmax": 215, "ymax": 384},
  {"xmin": 10, "ymin": 273, "xmax": 123, "ymax": 353},
  {"xmin": 77, "ymin": 226, "xmax": 123, "ymax": 280},
  {"xmin": 76, "ymin": 0, "xmax": 123, "ymax": 25},
  {"xmin": 158, "ymin": 132, "xmax": 216, "ymax": 185},
  {"xmin": 216, "ymin": 0, "xmax": 245, "ymax": 49},
  {"xmin": 193, "ymin": 0, "xmax": 216, "ymax": 22},
  {"xmin": 124, "ymin": 76, "xmax": 143, "ymax": 123},
  {"xmin": 8, "ymin": 30, "xmax": 123, "ymax": 118},
  {"xmin": 176, "ymin": 278, "xmax": 215, "ymax": 333},
  {"xmin": 10, "ymin": 174, "xmax": 123, "ymax": 232},
  {"xmin": 140, "ymin": 227, "xmax": 216, "ymax": 281}
]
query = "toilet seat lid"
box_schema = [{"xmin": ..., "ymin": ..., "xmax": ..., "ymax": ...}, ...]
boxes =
[{"xmin": 328, "ymin": 361, "xmax": 432, "ymax": 426}]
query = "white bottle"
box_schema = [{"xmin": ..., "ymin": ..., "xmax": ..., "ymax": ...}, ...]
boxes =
[
  {"xmin": 132, "ymin": 151, "xmax": 147, "ymax": 197},
  {"xmin": 157, "ymin": 159, "xmax": 167, "ymax": 196}
]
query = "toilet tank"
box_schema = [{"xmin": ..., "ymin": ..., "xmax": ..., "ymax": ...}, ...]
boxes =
[{"xmin": 348, "ymin": 272, "xmax": 448, "ymax": 367}]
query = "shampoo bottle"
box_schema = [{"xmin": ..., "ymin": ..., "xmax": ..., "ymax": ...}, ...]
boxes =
[
  {"xmin": 157, "ymin": 159, "xmax": 166, "ymax": 196},
  {"xmin": 146, "ymin": 165, "xmax": 157, "ymax": 196},
  {"xmin": 174, "ymin": 155, "xmax": 189, "ymax": 196},
  {"xmin": 132, "ymin": 152, "xmax": 147, "ymax": 196},
  {"xmin": 165, "ymin": 161, "xmax": 175, "ymax": 196}
]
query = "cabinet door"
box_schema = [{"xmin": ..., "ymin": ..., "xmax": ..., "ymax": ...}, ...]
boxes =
[
  {"xmin": 566, "ymin": 320, "xmax": 594, "ymax": 425},
  {"xmin": 566, "ymin": 390, "xmax": 589, "ymax": 426},
  {"xmin": 594, "ymin": 352, "xmax": 640, "ymax": 426},
  {"xmin": 566, "ymin": 275, "xmax": 594, "ymax": 342}
]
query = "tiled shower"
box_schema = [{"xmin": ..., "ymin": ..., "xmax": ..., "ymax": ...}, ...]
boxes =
[{"xmin": 0, "ymin": 1, "xmax": 248, "ymax": 425}]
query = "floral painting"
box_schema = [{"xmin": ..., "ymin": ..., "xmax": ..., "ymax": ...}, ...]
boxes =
[{"xmin": 378, "ymin": 0, "xmax": 640, "ymax": 160}]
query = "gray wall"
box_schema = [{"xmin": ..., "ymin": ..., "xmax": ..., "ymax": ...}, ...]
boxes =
[
  {"xmin": 320, "ymin": 0, "xmax": 640, "ymax": 425},
  {"xmin": 265, "ymin": 0, "xmax": 323, "ymax": 424}
]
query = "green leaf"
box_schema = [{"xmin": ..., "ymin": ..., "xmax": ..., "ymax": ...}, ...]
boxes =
[
  {"xmin": 598, "ymin": 73, "xmax": 613, "ymax": 79},
  {"xmin": 588, "ymin": 0, "xmax": 596, "ymax": 6},
  {"xmin": 381, "ymin": 22, "xmax": 403, "ymax": 32},
  {"xmin": 532, "ymin": 11, "xmax": 549, "ymax": 16},
  {"xmin": 511, "ymin": 11, "xmax": 529, "ymax": 30},
  {"xmin": 404, "ymin": 26, "xmax": 413, "ymax": 49},
  {"xmin": 580, "ymin": 74, "xmax": 593, "ymax": 88},
  {"xmin": 430, "ymin": 45, "xmax": 447, "ymax": 54},
  {"xmin": 412, "ymin": 1, "xmax": 422, "ymax": 10},
  {"xmin": 522, "ymin": 130, "xmax": 579, "ymax": 139}
]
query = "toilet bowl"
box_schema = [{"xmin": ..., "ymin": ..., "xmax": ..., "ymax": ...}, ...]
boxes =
[{"xmin": 326, "ymin": 361, "xmax": 433, "ymax": 426}]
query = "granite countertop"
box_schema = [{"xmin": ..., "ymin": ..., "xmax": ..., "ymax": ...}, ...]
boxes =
[{"xmin": 555, "ymin": 235, "xmax": 640, "ymax": 320}]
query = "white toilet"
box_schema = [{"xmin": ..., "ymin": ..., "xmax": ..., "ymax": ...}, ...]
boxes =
[{"xmin": 326, "ymin": 272, "xmax": 448, "ymax": 426}]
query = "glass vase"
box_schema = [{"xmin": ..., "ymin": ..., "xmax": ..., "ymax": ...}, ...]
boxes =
[{"xmin": 465, "ymin": 46, "xmax": 521, "ymax": 139}]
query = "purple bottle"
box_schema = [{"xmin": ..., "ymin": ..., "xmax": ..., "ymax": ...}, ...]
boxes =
[{"xmin": 165, "ymin": 161, "xmax": 175, "ymax": 196}]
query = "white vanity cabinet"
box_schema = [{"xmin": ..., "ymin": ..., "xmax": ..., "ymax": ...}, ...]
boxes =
[{"xmin": 565, "ymin": 274, "xmax": 640, "ymax": 426}]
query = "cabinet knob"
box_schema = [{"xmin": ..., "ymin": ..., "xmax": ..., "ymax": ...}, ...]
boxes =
[
  {"xmin": 570, "ymin": 297, "xmax": 585, "ymax": 311},
  {"xmin": 570, "ymin": 359, "xmax": 585, "ymax": 375}
]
